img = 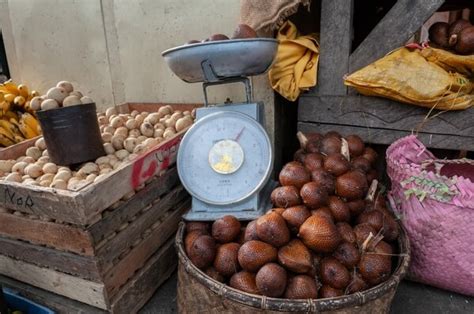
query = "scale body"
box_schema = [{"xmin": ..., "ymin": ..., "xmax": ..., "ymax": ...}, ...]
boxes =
[{"xmin": 162, "ymin": 38, "xmax": 278, "ymax": 220}]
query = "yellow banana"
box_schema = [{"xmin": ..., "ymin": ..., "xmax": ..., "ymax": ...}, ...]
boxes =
[
  {"xmin": 0, "ymin": 133, "xmax": 15, "ymax": 147},
  {"xmin": 0, "ymin": 119, "xmax": 23, "ymax": 139},
  {"xmin": 19, "ymin": 121, "xmax": 37, "ymax": 139},
  {"xmin": 4, "ymin": 111, "xmax": 18, "ymax": 121},
  {"xmin": 1, "ymin": 80, "xmax": 19, "ymax": 96},
  {"xmin": 21, "ymin": 112, "xmax": 40, "ymax": 134},
  {"xmin": 18, "ymin": 84, "xmax": 29, "ymax": 98},
  {"xmin": 0, "ymin": 126, "xmax": 15, "ymax": 142},
  {"xmin": 4, "ymin": 93, "xmax": 15, "ymax": 103},
  {"xmin": 0, "ymin": 92, "xmax": 4, "ymax": 102}
]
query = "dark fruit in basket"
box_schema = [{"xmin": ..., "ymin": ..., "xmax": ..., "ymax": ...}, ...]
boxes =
[
  {"xmin": 336, "ymin": 222, "xmax": 356, "ymax": 244},
  {"xmin": 351, "ymin": 156, "xmax": 372, "ymax": 173},
  {"xmin": 294, "ymin": 149, "xmax": 306, "ymax": 163},
  {"xmin": 308, "ymin": 254, "xmax": 323, "ymax": 277},
  {"xmin": 347, "ymin": 199, "xmax": 366, "ymax": 216},
  {"xmin": 361, "ymin": 147, "xmax": 378, "ymax": 165},
  {"xmin": 256, "ymin": 211, "xmax": 290, "ymax": 247},
  {"xmin": 272, "ymin": 207, "xmax": 286, "ymax": 215},
  {"xmin": 324, "ymin": 153, "xmax": 350, "ymax": 176},
  {"xmin": 232, "ymin": 24, "xmax": 258, "ymax": 39},
  {"xmin": 382, "ymin": 215, "xmax": 399, "ymax": 242},
  {"xmin": 448, "ymin": 19, "xmax": 472, "ymax": 46},
  {"xmin": 307, "ymin": 132, "xmax": 324, "ymax": 142},
  {"xmin": 212, "ymin": 215, "xmax": 241, "ymax": 243},
  {"xmin": 428, "ymin": 22, "xmax": 450, "ymax": 48},
  {"xmin": 284, "ymin": 275, "xmax": 318, "ymax": 299},
  {"xmin": 319, "ymin": 136, "xmax": 342, "ymax": 155},
  {"xmin": 320, "ymin": 257, "xmax": 351, "ymax": 289},
  {"xmin": 230, "ymin": 271, "xmax": 259, "ymax": 294},
  {"xmin": 369, "ymin": 240, "xmax": 393, "ymax": 257},
  {"xmin": 345, "ymin": 135, "xmax": 365, "ymax": 157},
  {"xmin": 188, "ymin": 235, "xmax": 217, "ymax": 269},
  {"xmin": 354, "ymin": 223, "xmax": 378, "ymax": 247},
  {"xmin": 299, "ymin": 215, "xmax": 341, "ymax": 252},
  {"xmin": 271, "ymin": 186, "xmax": 302, "ymax": 208},
  {"xmin": 185, "ymin": 230, "xmax": 206, "ymax": 254},
  {"xmin": 208, "ymin": 34, "xmax": 229, "ymax": 41},
  {"xmin": 366, "ymin": 169, "xmax": 378, "ymax": 184},
  {"xmin": 214, "ymin": 242, "xmax": 240, "ymax": 277},
  {"xmin": 325, "ymin": 131, "xmax": 342, "ymax": 139},
  {"xmin": 455, "ymin": 26, "xmax": 474, "ymax": 55},
  {"xmin": 304, "ymin": 152, "xmax": 325, "ymax": 171},
  {"xmin": 359, "ymin": 254, "xmax": 392, "ymax": 285},
  {"xmin": 186, "ymin": 39, "xmax": 200, "ymax": 44},
  {"xmin": 300, "ymin": 182, "xmax": 329, "ymax": 209},
  {"xmin": 279, "ymin": 162, "xmax": 311, "ymax": 189},
  {"xmin": 336, "ymin": 170, "xmax": 368, "ymax": 200},
  {"xmin": 333, "ymin": 242, "xmax": 360, "ymax": 268},
  {"xmin": 186, "ymin": 222, "xmax": 210, "ymax": 234},
  {"xmin": 327, "ymin": 196, "xmax": 350, "ymax": 222},
  {"xmin": 319, "ymin": 285, "xmax": 343, "ymax": 298},
  {"xmin": 357, "ymin": 210, "xmax": 384, "ymax": 232},
  {"xmin": 238, "ymin": 240, "xmax": 277, "ymax": 272},
  {"xmin": 311, "ymin": 207, "xmax": 334, "ymax": 222},
  {"xmin": 244, "ymin": 220, "xmax": 259, "ymax": 242},
  {"xmin": 256, "ymin": 263, "xmax": 287, "ymax": 297},
  {"xmin": 310, "ymin": 170, "xmax": 335, "ymax": 194},
  {"xmin": 282, "ymin": 205, "xmax": 311, "ymax": 230},
  {"xmin": 205, "ymin": 267, "xmax": 225, "ymax": 283},
  {"xmin": 278, "ymin": 239, "xmax": 313, "ymax": 273},
  {"xmin": 306, "ymin": 141, "xmax": 321, "ymax": 153},
  {"xmin": 346, "ymin": 271, "xmax": 368, "ymax": 294}
]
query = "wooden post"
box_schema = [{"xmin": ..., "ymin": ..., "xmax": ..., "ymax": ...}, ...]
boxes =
[{"xmin": 312, "ymin": 0, "xmax": 353, "ymax": 96}]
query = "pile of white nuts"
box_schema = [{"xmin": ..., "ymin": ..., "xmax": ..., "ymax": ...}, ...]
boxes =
[{"xmin": 0, "ymin": 105, "xmax": 195, "ymax": 190}]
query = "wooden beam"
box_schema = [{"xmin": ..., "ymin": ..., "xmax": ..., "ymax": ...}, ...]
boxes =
[
  {"xmin": 109, "ymin": 237, "xmax": 177, "ymax": 314},
  {"xmin": 0, "ymin": 237, "xmax": 100, "ymax": 281},
  {"xmin": 0, "ymin": 255, "xmax": 107, "ymax": 309},
  {"xmin": 104, "ymin": 200, "xmax": 189, "ymax": 297},
  {"xmin": 312, "ymin": 0, "xmax": 353, "ymax": 96},
  {"xmin": 0, "ymin": 212, "xmax": 94, "ymax": 256},
  {"xmin": 96, "ymin": 186, "xmax": 188, "ymax": 273},
  {"xmin": 299, "ymin": 96, "xmax": 474, "ymax": 138},
  {"xmin": 87, "ymin": 167, "xmax": 179, "ymax": 244},
  {"xmin": 349, "ymin": 0, "xmax": 444, "ymax": 72}
]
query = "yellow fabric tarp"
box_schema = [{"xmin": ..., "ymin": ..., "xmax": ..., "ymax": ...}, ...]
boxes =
[
  {"xmin": 344, "ymin": 47, "xmax": 474, "ymax": 111},
  {"xmin": 268, "ymin": 21, "xmax": 319, "ymax": 101}
]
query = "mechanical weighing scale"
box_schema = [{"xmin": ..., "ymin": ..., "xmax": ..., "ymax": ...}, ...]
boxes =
[{"xmin": 162, "ymin": 38, "xmax": 278, "ymax": 220}]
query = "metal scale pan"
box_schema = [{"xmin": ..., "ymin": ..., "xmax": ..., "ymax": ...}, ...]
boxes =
[{"xmin": 162, "ymin": 38, "xmax": 278, "ymax": 220}]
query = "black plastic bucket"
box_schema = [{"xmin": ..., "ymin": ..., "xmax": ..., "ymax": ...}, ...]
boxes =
[{"xmin": 37, "ymin": 103, "xmax": 105, "ymax": 166}]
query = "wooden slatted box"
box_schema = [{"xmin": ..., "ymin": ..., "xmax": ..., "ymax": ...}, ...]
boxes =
[{"xmin": 0, "ymin": 103, "xmax": 194, "ymax": 312}]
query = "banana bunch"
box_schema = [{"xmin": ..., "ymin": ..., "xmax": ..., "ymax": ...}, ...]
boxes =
[{"xmin": 0, "ymin": 80, "xmax": 41, "ymax": 147}]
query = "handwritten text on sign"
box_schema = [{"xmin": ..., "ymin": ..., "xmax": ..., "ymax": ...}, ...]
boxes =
[
  {"xmin": 2, "ymin": 187, "xmax": 34, "ymax": 209},
  {"xmin": 131, "ymin": 134, "xmax": 182, "ymax": 189}
]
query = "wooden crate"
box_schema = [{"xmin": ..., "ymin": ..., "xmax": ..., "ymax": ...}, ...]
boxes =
[
  {"xmin": 0, "ymin": 102, "xmax": 198, "ymax": 225},
  {"xmin": 0, "ymin": 164, "xmax": 189, "ymax": 310},
  {"xmin": 299, "ymin": 0, "xmax": 474, "ymax": 150},
  {"xmin": 0, "ymin": 236, "xmax": 177, "ymax": 314}
]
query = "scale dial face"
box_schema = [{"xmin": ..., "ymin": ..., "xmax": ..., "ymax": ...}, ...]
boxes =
[{"xmin": 177, "ymin": 111, "xmax": 272, "ymax": 205}]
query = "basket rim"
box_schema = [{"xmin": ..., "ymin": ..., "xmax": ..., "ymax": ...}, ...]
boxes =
[{"xmin": 175, "ymin": 220, "xmax": 411, "ymax": 312}]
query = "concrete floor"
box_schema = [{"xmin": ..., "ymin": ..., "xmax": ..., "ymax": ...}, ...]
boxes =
[{"xmin": 140, "ymin": 272, "xmax": 473, "ymax": 314}]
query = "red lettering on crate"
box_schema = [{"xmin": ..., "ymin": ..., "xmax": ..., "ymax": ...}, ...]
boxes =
[{"xmin": 131, "ymin": 135, "xmax": 182, "ymax": 189}]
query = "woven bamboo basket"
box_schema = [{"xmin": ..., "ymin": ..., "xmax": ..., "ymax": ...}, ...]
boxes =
[{"xmin": 176, "ymin": 222, "xmax": 410, "ymax": 313}]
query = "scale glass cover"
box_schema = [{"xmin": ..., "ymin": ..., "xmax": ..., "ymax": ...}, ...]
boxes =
[{"xmin": 178, "ymin": 110, "xmax": 273, "ymax": 220}]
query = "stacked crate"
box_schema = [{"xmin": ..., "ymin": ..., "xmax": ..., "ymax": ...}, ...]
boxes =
[{"xmin": 0, "ymin": 103, "xmax": 193, "ymax": 313}]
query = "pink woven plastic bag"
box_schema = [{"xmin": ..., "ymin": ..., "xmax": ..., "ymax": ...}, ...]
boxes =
[{"xmin": 386, "ymin": 135, "xmax": 474, "ymax": 296}]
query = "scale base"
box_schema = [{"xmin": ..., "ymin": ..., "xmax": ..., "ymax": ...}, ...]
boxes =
[{"xmin": 183, "ymin": 180, "xmax": 277, "ymax": 221}]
